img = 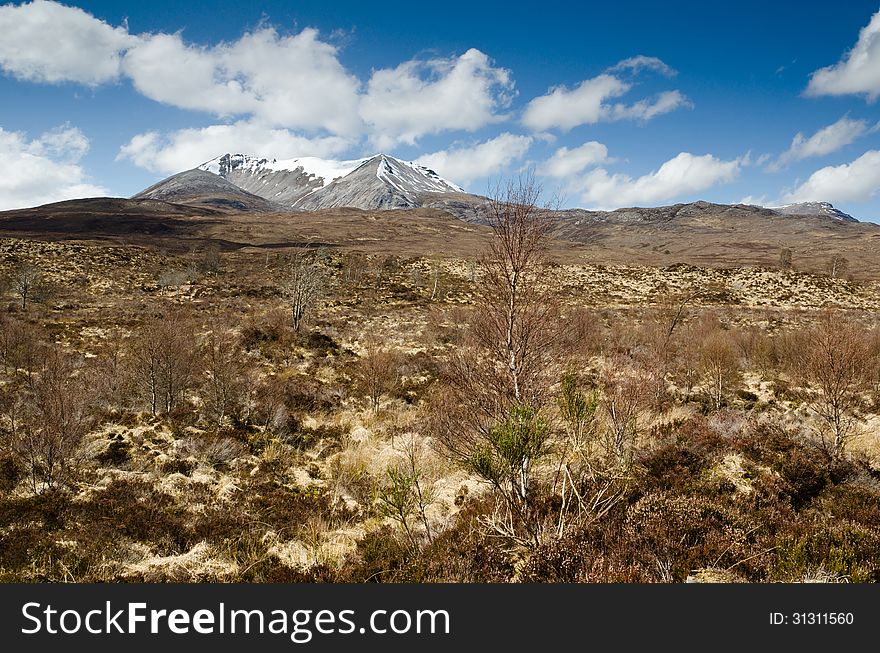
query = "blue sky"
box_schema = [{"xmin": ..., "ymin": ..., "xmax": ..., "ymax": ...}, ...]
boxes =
[{"xmin": 1, "ymin": 0, "xmax": 880, "ymax": 219}]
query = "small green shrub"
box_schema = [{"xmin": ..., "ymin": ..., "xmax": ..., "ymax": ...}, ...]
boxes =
[{"xmin": 771, "ymin": 524, "xmax": 880, "ymax": 582}]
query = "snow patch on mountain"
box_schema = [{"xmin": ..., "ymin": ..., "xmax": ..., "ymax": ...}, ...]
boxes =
[
  {"xmin": 375, "ymin": 155, "xmax": 464, "ymax": 194},
  {"xmin": 199, "ymin": 153, "xmax": 461, "ymax": 193},
  {"xmin": 197, "ymin": 152, "xmax": 465, "ymax": 210},
  {"xmin": 769, "ymin": 201, "xmax": 857, "ymax": 223}
]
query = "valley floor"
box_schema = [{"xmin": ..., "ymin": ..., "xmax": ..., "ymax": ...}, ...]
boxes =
[{"xmin": 2, "ymin": 236, "xmax": 880, "ymax": 582}]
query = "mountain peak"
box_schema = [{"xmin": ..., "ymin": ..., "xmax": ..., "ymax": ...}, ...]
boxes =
[
  {"xmin": 770, "ymin": 201, "xmax": 857, "ymax": 222},
  {"xmin": 196, "ymin": 152, "xmax": 464, "ymax": 210}
]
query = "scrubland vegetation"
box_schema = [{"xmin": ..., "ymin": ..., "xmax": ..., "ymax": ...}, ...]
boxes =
[{"xmin": 2, "ymin": 182, "xmax": 880, "ymax": 583}]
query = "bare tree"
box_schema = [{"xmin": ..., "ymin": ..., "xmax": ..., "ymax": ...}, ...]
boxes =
[
  {"xmin": 339, "ymin": 252, "xmax": 368, "ymax": 291},
  {"xmin": 201, "ymin": 327, "xmax": 247, "ymax": 429},
  {"xmin": 14, "ymin": 347, "xmax": 93, "ymax": 492},
  {"xmin": 698, "ymin": 329, "xmax": 740, "ymax": 410},
  {"xmin": 827, "ymin": 254, "xmax": 849, "ymax": 279},
  {"xmin": 90, "ymin": 332, "xmax": 128, "ymax": 412},
  {"xmin": 354, "ymin": 340, "xmax": 402, "ymax": 413},
  {"xmin": 200, "ymin": 243, "xmax": 222, "ymax": 273},
  {"xmin": 9, "ymin": 263, "xmax": 45, "ymax": 310},
  {"xmin": 801, "ymin": 310, "xmax": 871, "ymax": 459},
  {"xmin": 779, "ymin": 247, "xmax": 793, "ymax": 271},
  {"xmin": 249, "ymin": 375, "xmax": 290, "ymax": 438},
  {"xmin": 0, "ymin": 314, "xmax": 43, "ymax": 377},
  {"xmin": 408, "ymin": 266, "xmax": 424, "ymax": 291},
  {"xmin": 599, "ymin": 356, "xmax": 650, "ymax": 469},
  {"xmin": 674, "ymin": 319, "xmax": 702, "ymax": 396},
  {"xmin": 636, "ymin": 290, "xmax": 701, "ymax": 407},
  {"xmin": 282, "ymin": 249, "xmax": 326, "ymax": 331},
  {"xmin": 427, "ymin": 256, "xmax": 443, "ymax": 301},
  {"xmin": 0, "ymin": 382, "xmax": 26, "ymax": 461},
  {"xmin": 431, "ymin": 174, "xmax": 558, "ymax": 544},
  {"xmin": 129, "ymin": 313, "xmax": 198, "ymax": 415},
  {"xmin": 470, "ymin": 174, "xmax": 558, "ymax": 407}
]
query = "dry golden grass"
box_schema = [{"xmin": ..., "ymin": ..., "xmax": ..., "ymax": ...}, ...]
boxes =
[{"xmin": 2, "ymin": 209, "xmax": 880, "ymax": 583}]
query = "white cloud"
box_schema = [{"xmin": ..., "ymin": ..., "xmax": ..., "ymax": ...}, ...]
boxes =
[
  {"xmin": 607, "ymin": 55, "xmax": 676, "ymax": 77},
  {"xmin": 4, "ymin": 3, "xmax": 517, "ymax": 147},
  {"xmin": 806, "ymin": 10, "xmax": 880, "ymax": 100},
  {"xmin": 574, "ymin": 152, "xmax": 742, "ymax": 209},
  {"xmin": 770, "ymin": 116, "xmax": 870, "ymax": 170},
  {"xmin": 360, "ymin": 49, "xmax": 513, "ymax": 149},
  {"xmin": 783, "ymin": 150, "xmax": 880, "ymax": 203},
  {"xmin": 541, "ymin": 142, "xmax": 609, "ymax": 178},
  {"xmin": 522, "ymin": 75, "xmax": 628, "ymax": 131},
  {"xmin": 522, "ymin": 57, "xmax": 689, "ymax": 131},
  {"xmin": 122, "ymin": 28, "xmax": 363, "ymax": 135},
  {"xmin": 119, "ymin": 45, "xmax": 516, "ymax": 170},
  {"xmin": 605, "ymin": 90, "xmax": 692, "ymax": 122},
  {"xmin": 0, "ymin": 0, "xmax": 133, "ymax": 85},
  {"xmin": 29, "ymin": 123, "xmax": 90, "ymax": 161},
  {"xmin": 416, "ymin": 133, "xmax": 532, "ymax": 187},
  {"xmin": 0, "ymin": 125, "xmax": 107, "ymax": 210},
  {"xmin": 739, "ymin": 194, "xmax": 769, "ymax": 206},
  {"xmin": 116, "ymin": 121, "xmax": 352, "ymax": 175}
]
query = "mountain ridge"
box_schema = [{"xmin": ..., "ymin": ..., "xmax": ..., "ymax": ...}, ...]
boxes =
[
  {"xmin": 196, "ymin": 152, "xmax": 468, "ymax": 211},
  {"xmin": 129, "ymin": 152, "xmax": 863, "ymax": 226},
  {"xmin": 132, "ymin": 168, "xmax": 283, "ymax": 212},
  {"xmin": 770, "ymin": 201, "xmax": 856, "ymax": 222}
]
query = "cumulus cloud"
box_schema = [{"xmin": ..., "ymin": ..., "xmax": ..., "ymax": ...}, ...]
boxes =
[
  {"xmin": 769, "ymin": 116, "xmax": 871, "ymax": 170},
  {"xmin": 573, "ymin": 152, "xmax": 742, "ymax": 209},
  {"xmin": 522, "ymin": 75, "xmax": 628, "ymax": 131},
  {"xmin": 122, "ymin": 28, "xmax": 363, "ymax": 135},
  {"xmin": 30, "ymin": 123, "xmax": 90, "ymax": 161},
  {"xmin": 116, "ymin": 121, "xmax": 352, "ymax": 175},
  {"xmin": 0, "ymin": 125, "xmax": 107, "ymax": 210},
  {"xmin": 0, "ymin": 0, "xmax": 133, "ymax": 85},
  {"xmin": 739, "ymin": 194, "xmax": 769, "ymax": 207},
  {"xmin": 607, "ymin": 55, "xmax": 676, "ymax": 77},
  {"xmin": 0, "ymin": 1, "xmax": 364, "ymax": 134},
  {"xmin": 806, "ymin": 10, "xmax": 880, "ymax": 100},
  {"xmin": 522, "ymin": 57, "xmax": 689, "ymax": 131},
  {"xmin": 605, "ymin": 90, "xmax": 692, "ymax": 122},
  {"xmin": 416, "ymin": 133, "xmax": 532, "ymax": 187},
  {"xmin": 541, "ymin": 142, "xmax": 609, "ymax": 178},
  {"xmin": 783, "ymin": 150, "xmax": 880, "ymax": 203},
  {"xmin": 360, "ymin": 49, "xmax": 514, "ymax": 149},
  {"xmin": 2, "ymin": 2, "xmax": 515, "ymax": 150}
]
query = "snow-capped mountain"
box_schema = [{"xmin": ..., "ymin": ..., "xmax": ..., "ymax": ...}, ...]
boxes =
[
  {"xmin": 770, "ymin": 201, "xmax": 857, "ymax": 223},
  {"xmin": 197, "ymin": 153, "xmax": 465, "ymax": 211}
]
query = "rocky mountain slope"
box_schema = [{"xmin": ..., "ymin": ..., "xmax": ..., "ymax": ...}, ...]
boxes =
[
  {"xmin": 197, "ymin": 153, "xmax": 472, "ymax": 211},
  {"xmin": 550, "ymin": 200, "xmax": 877, "ymax": 272},
  {"xmin": 133, "ymin": 169, "xmax": 281, "ymax": 212},
  {"xmin": 770, "ymin": 201, "xmax": 857, "ymax": 222}
]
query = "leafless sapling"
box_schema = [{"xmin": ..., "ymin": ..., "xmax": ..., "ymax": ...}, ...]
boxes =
[
  {"xmin": 282, "ymin": 249, "xmax": 326, "ymax": 332},
  {"xmin": 431, "ymin": 174, "xmax": 559, "ymax": 544}
]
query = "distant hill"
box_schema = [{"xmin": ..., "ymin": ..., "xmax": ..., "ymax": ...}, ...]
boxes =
[
  {"xmin": 132, "ymin": 168, "xmax": 282, "ymax": 212},
  {"xmin": 549, "ymin": 200, "xmax": 877, "ymax": 272},
  {"xmin": 0, "ymin": 197, "xmax": 227, "ymax": 244},
  {"xmin": 770, "ymin": 201, "xmax": 857, "ymax": 223}
]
